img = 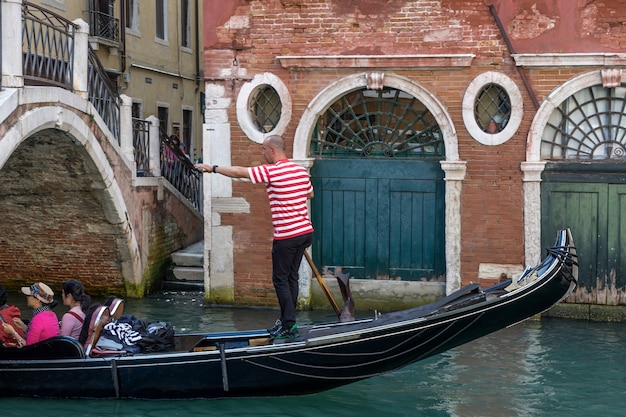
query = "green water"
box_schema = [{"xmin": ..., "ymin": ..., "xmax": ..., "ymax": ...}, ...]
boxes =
[{"xmin": 2, "ymin": 291, "xmax": 626, "ymax": 416}]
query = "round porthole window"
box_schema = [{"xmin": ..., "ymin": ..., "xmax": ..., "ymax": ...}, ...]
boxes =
[
  {"xmin": 462, "ymin": 72, "xmax": 523, "ymax": 146},
  {"xmin": 237, "ymin": 73, "xmax": 292, "ymax": 144}
]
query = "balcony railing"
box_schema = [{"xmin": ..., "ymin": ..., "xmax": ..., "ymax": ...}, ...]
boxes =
[{"xmin": 89, "ymin": 10, "xmax": 120, "ymax": 43}]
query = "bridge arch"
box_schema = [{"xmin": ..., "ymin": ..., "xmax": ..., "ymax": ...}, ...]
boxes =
[{"xmin": 0, "ymin": 91, "xmax": 141, "ymax": 292}]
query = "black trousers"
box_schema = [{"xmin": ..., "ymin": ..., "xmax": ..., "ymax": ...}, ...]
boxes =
[{"xmin": 271, "ymin": 233, "xmax": 313, "ymax": 328}]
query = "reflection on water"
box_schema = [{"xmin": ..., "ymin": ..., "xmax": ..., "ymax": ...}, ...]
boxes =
[{"xmin": 3, "ymin": 291, "xmax": 626, "ymax": 417}]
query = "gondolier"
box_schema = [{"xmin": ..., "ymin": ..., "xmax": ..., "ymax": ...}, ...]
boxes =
[{"xmin": 195, "ymin": 135, "xmax": 314, "ymax": 339}]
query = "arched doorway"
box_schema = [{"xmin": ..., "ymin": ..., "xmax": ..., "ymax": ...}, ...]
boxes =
[
  {"xmin": 310, "ymin": 87, "xmax": 445, "ymax": 281},
  {"xmin": 294, "ymin": 73, "xmax": 464, "ymax": 295},
  {"xmin": 525, "ymin": 70, "xmax": 626, "ymax": 305}
]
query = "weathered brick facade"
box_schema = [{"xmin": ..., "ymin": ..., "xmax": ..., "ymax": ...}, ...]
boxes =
[{"xmin": 203, "ymin": 0, "xmax": 626, "ymax": 309}]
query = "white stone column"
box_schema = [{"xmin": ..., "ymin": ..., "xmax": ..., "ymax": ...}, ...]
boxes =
[
  {"xmin": 521, "ymin": 161, "xmax": 546, "ymax": 267},
  {"xmin": 147, "ymin": 115, "xmax": 161, "ymax": 177},
  {"xmin": 441, "ymin": 160, "xmax": 467, "ymax": 295},
  {"xmin": 72, "ymin": 18, "xmax": 89, "ymax": 98},
  {"xmin": 204, "ymin": 83, "xmax": 236, "ymax": 304},
  {"xmin": 119, "ymin": 94, "xmax": 134, "ymax": 162},
  {"xmin": 1, "ymin": 0, "xmax": 24, "ymax": 88}
]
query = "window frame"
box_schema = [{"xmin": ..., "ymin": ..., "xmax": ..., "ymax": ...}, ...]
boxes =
[
  {"xmin": 236, "ymin": 73, "xmax": 292, "ymax": 144},
  {"xmin": 462, "ymin": 72, "xmax": 523, "ymax": 146},
  {"xmin": 155, "ymin": 0, "xmax": 168, "ymax": 43}
]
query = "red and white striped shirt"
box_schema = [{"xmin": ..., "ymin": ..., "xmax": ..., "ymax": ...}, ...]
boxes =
[{"xmin": 248, "ymin": 159, "xmax": 314, "ymax": 240}]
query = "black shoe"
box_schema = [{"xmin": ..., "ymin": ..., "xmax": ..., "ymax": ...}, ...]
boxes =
[
  {"xmin": 267, "ymin": 319, "xmax": 282, "ymax": 336},
  {"xmin": 273, "ymin": 324, "xmax": 299, "ymax": 339}
]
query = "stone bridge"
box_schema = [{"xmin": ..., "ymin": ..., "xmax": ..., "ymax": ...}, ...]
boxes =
[{"xmin": 0, "ymin": 2, "xmax": 203, "ymax": 297}]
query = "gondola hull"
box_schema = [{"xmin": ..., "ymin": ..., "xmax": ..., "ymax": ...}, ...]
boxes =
[{"xmin": 0, "ymin": 229, "xmax": 577, "ymax": 399}]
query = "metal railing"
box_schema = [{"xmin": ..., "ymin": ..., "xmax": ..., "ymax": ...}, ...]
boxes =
[
  {"xmin": 160, "ymin": 131, "xmax": 203, "ymax": 212},
  {"xmin": 89, "ymin": 10, "xmax": 119, "ymax": 42},
  {"xmin": 87, "ymin": 47, "xmax": 120, "ymax": 143},
  {"xmin": 133, "ymin": 118, "xmax": 150, "ymax": 176},
  {"xmin": 22, "ymin": 1, "xmax": 75, "ymax": 89}
]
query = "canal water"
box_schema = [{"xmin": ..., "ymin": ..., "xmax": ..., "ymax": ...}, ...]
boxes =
[{"xmin": 3, "ymin": 290, "xmax": 626, "ymax": 417}]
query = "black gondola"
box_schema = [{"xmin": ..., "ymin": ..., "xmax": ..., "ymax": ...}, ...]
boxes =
[{"xmin": 0, "ymin": 229, "xmax": 577, "ymax": 399}]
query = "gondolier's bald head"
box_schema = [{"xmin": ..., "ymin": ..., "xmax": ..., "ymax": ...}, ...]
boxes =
[
  {"xmin": 265, "ymin": 135, "xmax": 286, "ymax": 151},
  {"xmin": 262, "ymin": 135, "xmax": 287, "ymax": 163}
]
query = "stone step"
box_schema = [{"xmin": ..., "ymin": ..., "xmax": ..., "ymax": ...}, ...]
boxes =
[
  {"xmin": 172, "ymin": 266, "xmax": 204, "ymax": 282},
  {"xmin": 171, "ymin": 241, "xmax": 204, "ymax": 267}
]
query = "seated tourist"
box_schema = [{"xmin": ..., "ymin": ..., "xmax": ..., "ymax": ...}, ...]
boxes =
[
  {"xmin": 7, "ymin": 282, "xmax": 60, "ymax": 347},
  {"xmin": 60, "ymin": 279, "xmax": 91, "ymax": 339},
  {"xmin": 0, "ymin": 285, "xmax": 26, "ymax": 347}
]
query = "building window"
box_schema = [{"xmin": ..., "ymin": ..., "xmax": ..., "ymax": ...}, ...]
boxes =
[
  {"xmin": 132, "ymin": 102, "xmax": 142, "ymax": 119},
  {"xmin": 183, "ymin": 108, "xmax": 193, "ymax": 158},
  {"xmin": 311, "ymin": 88, "xmax": 443, "ymax": 159},
  {"xmin": 236, "ymin": 73, "xmax": 292, "ymax": 144},
  {"xmin": 125, "ymin": 0, "xmax": 139, "ymax": 31},
  {"xmin": 181, "ymin": 0, "xmax": 191, "ymax": 48},
  {"xmin": 250, "ymin": 86, "xmax": 282, "ymax": 133},
  {"xmin": 474, "ymin": 84, "xmax": 511, "ymax": 134},
  {"xmin": 158, "ymin": 105, "xmax": 169, "ymax": 134},
  {"xmin": 542, "ymin": 84, "xmax": 626, "ymax": 160},
  {"xmin": 462, "ymin": 72, "xmax": 523, "ymax": 146},
  {"xmin": 156, "ymin": 0, "xmax": 167, "ymax": 41}
]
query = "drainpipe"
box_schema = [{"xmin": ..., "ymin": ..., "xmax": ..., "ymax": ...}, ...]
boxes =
[
  {"xmin": 120, "ymin": 0, "xmax": 127, "ymax": 75},
  {"xmin": 488, "ymin": 3, "xmax": 539, "ymax": 110},
  {"xmin": 194, "ymin": 0, "xmax": 200, "ymax": 91}
]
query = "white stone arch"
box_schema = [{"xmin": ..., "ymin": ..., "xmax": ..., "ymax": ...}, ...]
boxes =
[
  {"xmin": 0, "ymin": 100, "xmax": 142, "ymax": 287},
  {"xmin": 293, "ymin": 72, "xmax": 466, "ymax": 295},
  {"xmin": 522, "ymin": 70, "xmax": 624, "ymax": 265}
]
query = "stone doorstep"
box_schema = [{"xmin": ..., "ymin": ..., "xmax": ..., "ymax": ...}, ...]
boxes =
[
  {"xmin": 171, "ymin": 240, "xmax": 204, "ymax": 267},
  {"xmin": 172, "ymin": 266, "xmax": 204, "ymax": 282},
  {"xmin": 171, "ymin": 251, "xmax": 203, "ymax": 267}
]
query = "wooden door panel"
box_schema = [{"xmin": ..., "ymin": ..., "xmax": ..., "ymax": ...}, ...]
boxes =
[
  {"xmin": 311, "ymin": 159, "xmax": 444, "ymax": 281},
  {"xmin": 542, "ymin": 183, "xmax": 605, "ymax": 290}
]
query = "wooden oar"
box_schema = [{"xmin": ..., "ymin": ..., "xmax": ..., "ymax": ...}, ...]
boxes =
[{"xmin": 304, "ymin": 251, "xmax": 341, "ymax": 317}]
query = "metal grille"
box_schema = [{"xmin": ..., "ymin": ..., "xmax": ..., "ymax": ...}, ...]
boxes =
[
  {"xmin": 311, "ymin": 88, "xmax": 443, "ymax": 158},
  {"xmin": 474, "ymin": 83, "xmax": 511, "ymax": 134},
  {"xmin": 89, "ymin": 10, "xmax": 120, "ymax": 42},
  {"xmin": 542, "ymin": 84, "xmax": 626, "ymax": 159},
  {"xmin": 250, "ymin": 85, "xmax": 282, "ymax": 133},
  {"xmin": 22, "ymin": 1, "xmax": 76, "ymax": 89},
  {"xmin": 133, "ymin": 118, "xmax": 150, "ymax": 176}
]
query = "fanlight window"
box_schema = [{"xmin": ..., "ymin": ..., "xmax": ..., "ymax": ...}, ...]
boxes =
[
  {"xmin": 474, "ymin": 83, "xmax": 511, "ymax": 134},
  {"xmin": 311, "ymin": 88, "xmax": 443, "ymax": 158},
  {"xmin": 542, "ymin": 84, "xmax": 626, "ymax": 159},
  {"xmin": 250, "ymin": 85, "xmax": 282, "ymax": 133}
]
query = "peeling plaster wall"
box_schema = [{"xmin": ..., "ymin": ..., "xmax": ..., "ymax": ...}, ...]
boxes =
[{"xmin": 493, "ymin": 0, "xmax": 626, "ymax": 52}]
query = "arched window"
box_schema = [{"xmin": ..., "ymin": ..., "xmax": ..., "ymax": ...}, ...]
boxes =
[
  {"xmin": 311, "ymin": 87, "xmax": 443, "ymax": 159},
  {"xmin": 542, "ymin": 84, "xmax": 626, "ymax": 159}
]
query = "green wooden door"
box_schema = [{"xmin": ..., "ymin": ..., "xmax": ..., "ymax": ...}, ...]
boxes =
[
  {"xmin": 541, "ymin": 182, "xmax": 626, "ymax": 301},
  {"xmin": 310, "ymin": 159, "xmax": 445, "ymax": 281}
]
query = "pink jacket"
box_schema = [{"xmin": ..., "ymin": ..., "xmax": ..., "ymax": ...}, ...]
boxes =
[{"xmin": 26, "ymin": 310, "xmax": 60, "ymax": 346}]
